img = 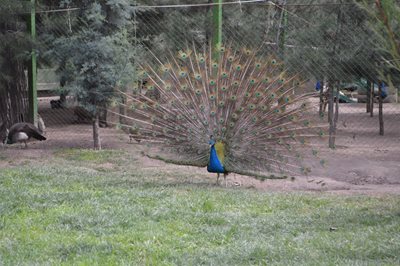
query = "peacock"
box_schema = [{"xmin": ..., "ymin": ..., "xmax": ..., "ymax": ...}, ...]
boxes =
[
  {"xmin": 109, "ymin": 43, "xmax": 327, "ymax": 183},
  {"xmin": 3, "ymin": 122, "xmax": 46, "ymax": 148}
]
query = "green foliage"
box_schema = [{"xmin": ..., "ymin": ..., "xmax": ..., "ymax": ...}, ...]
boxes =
[
  {"xmin": 285, "ymin": 1, "xmax": 379, "ymax": 82},
  {"xmin": 50, "ymin": 1, "xmax": 135, "ymax": 115},
  {"xmin": 0, "ymin": 0, "xmax": 35, "ymax": 77},
  {"xmin": 362, "ymin": 0, "xmax": 400, "ymax": 83},
  {"xmin": 134, "ymin": 1, "xmax": 281, "ymax": 60}
]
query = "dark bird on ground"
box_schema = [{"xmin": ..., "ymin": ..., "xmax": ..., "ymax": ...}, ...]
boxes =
[
  {"xmin": 108, "ymin": 43, "xmax": 327, "ymax": 183},
  {"xmin": 3, "ymin": 122, "xmax": 46, "ymax": 148}
]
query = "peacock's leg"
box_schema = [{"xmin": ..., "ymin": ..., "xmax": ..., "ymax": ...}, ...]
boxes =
[
  {"xmin": 224, "ymin": 173, "xmax": 227, "ymax": 187},
  {"xmin": 24, "ymin": 141, "xmax": 28, "ymax": 149},
  {"xmin": 216, "ymin": 173, "xmax": 220, "ymax": 185}
]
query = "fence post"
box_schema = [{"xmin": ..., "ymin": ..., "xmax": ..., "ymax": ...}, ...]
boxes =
[
  {"xmin": 212, "ymin": 0, "xmax": 222, "ymax": 61},
  {"xmin": 27, "ymin": 0, "xmax": 37, "ymax": 126}
]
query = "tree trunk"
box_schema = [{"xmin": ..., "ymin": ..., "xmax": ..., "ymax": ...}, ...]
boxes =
[
  {"xmin": 319, "ymin": 79, "xmax": 325, "ymax": 117},
  {"xmin": 0, "ymin": 47, "xmax": 28, "ymax": 130},
  {"xmin": 328, "ymin": 0, "xmax": 342, "ymax": 150},
  {"xmin": 119, "ymin": 94, "xmax": 126, "ymax": 125},
  {"xmin": 378, "ymin": 82, "xmax": 384, "ymax": 135},
  {"xmin": 370, "ymin": 82, "xmax": 374, "ymax": 117},
  {"xmin": 328, "ymin": 82, "xmax": 335, "ymax": 148},
  {"xmin": 332, "ymin": 84, "xmax": 340, "ymax": 146},
  {"xmin": 93, "ymin": 112, "xmax": 101, "ymax": 150},
  {"xmin": 366, "ymin": 80, "xmax": 371, "ymax": 113},
  {"xmin": 99, "ymin": 109, "xmax": 108, "ymax": 128}
]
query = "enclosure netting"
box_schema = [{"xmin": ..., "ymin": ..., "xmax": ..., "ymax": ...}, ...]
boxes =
[{"xmin": 3, "ymin": 0, "xmax": 399, "ymax": 178}]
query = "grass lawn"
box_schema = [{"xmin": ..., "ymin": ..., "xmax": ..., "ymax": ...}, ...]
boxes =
[{"xmin": 0, "ymin": 149, "xmax": 399, "ymax": 265}]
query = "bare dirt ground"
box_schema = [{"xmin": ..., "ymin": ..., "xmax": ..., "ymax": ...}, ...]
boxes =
[{"xmin": 1, "ymin": 98, "xmax": 399, "ymax": 195}]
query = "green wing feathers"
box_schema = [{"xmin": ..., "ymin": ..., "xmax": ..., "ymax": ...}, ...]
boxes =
[{"xmin": 110, "ymin": 43, "xmax": 327, "ymax": 178}]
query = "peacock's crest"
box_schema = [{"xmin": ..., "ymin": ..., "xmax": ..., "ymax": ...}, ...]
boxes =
[{"xmin": 110, "ymin": 43, "xmax": 327, "ymax": 180}]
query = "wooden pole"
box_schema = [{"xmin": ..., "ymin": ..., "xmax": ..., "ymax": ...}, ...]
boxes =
[
  {"xmin": 27, "ymin": 0, "xmax": 37, "ymax": 125},
  {"xmin": 212, "ymin": 0, "xmax": 222, "ymax": 61}
]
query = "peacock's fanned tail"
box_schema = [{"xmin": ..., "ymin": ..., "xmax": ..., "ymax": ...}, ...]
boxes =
[{"xmin": 110, "ymin": 43, "xmax": 327, "ymax": 178}]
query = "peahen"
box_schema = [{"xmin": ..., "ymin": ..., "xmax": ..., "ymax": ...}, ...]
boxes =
[
  {"xmin": 109, "ymin": 43, "xmax": 326, "ymax": 183},
  {"xmin": 3, "ymin": 122, "xmax": 46, "ymax": 148}
]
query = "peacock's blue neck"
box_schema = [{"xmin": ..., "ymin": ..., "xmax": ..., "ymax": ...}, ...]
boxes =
[{"xmin": 207, "ymin": 145, "xmax": 225, "ymax": 173}]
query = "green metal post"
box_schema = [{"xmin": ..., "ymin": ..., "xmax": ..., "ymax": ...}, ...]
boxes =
[
  {"xmin": 27, "ymin": 0, "xmax": 37, "ymax": 125},
  {"xmin": 212, "ymin": 0, "xmax": 222, "ymax": 61}
]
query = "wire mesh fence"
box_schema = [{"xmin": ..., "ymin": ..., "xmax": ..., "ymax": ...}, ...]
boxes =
[{"xmin": 1, "ymin": 0, "xmax": 399, "ymax": 179}]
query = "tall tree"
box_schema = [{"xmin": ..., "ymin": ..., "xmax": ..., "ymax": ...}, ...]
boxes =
[
  {"xmin": 0, "ymin": 1, "xmax": 32, "ymax": 134},
  {"xmin": 361, "ymin": 0, "xmax": 400, "ymax": 135},
  {"xmin": 51, "ymin": 0, "xmax": 135, "ymax": 150},
  {"xmin": 373, "ymin": 0, "xmax": 400, "ymax": 71},
  {"xmin": 373, "ymin": 0, "xmax": 400, "ymax": 135},
  {"xmin": 285, "ymin": 0, "xmax": 381, "ymax": 147}
]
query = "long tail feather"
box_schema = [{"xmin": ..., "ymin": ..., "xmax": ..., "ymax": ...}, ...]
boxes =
[{"xmin": 107, "ymin": 42, "xmax": 327, "ymax": 178}]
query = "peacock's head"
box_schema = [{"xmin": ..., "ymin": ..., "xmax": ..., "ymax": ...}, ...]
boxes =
[{"xmin": 209, "ymin": 135, "xmax": 215, "ymax": 146}]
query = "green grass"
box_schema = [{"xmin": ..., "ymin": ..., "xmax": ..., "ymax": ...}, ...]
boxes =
[
  {"xmin": 54, "ymin": 148, "xmax": 127, "ymax": 164},
  {"xmin": 0, "ymin": 149, "xmax": 399, "ymax": 265}
]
